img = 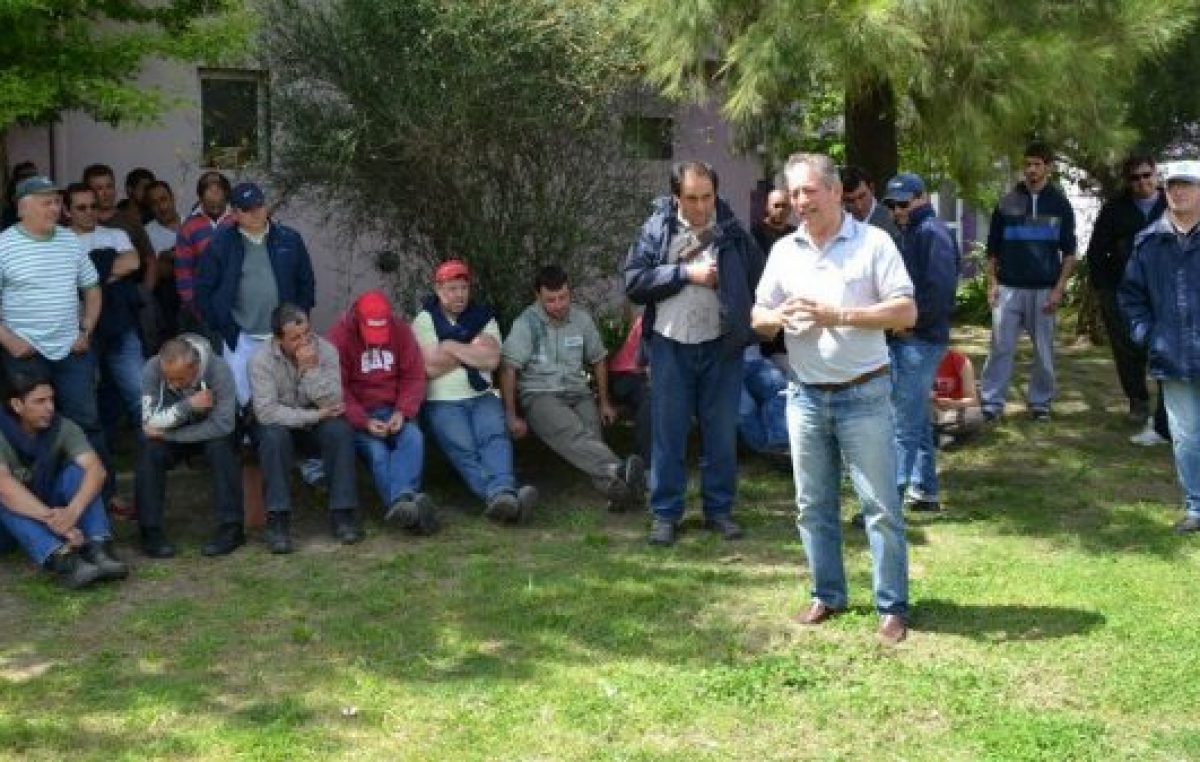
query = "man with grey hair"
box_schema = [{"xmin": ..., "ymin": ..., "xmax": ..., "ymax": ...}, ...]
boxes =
[{"xmin": 752, "ymin": 153, "xmax": 916, "ymax": 645}]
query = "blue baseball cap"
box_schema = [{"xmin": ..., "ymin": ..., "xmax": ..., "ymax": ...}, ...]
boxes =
[
  {"xmin": 14, "ymin": 176, "xmax": 60, "ymax": 201},
  {"xmin": 884, "ymin": 173, "xmax": 926, "ymax": 202},
  {"xmin": 230, "ymin": 182, "xmax": 265, "ymax": 211}
]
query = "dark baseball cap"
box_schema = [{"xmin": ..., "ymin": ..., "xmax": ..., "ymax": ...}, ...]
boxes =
[
  {"xmin": 14, "ymin": 176, "xmax": 60, "ymax": 201},
  {"xmin": 230, "ymin": 182, "xmax": 265, "ymax": 211}
]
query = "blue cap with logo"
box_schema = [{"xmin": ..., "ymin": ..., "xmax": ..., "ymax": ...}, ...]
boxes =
[
  {"xmin": 14, "ymin": 176, "xmax": 60, "ymax": 202},
  {"xmin": 884, "ymin": 173, "xmax": 926, "ymax": 202},
  {"xmin": 230, "ymin": 182, "xmax": 265, "ymax": 211}
]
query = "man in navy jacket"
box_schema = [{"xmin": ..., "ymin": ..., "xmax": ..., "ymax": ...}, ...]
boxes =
[
  {"xmin": 195, "ymin": 182, "xmax": 315, "ymax": 408},
  {"xmin": 623, "ymin": 161, "xmax": 764, "ymax": 546},
  {"xmin": 1119, "ymin": 160, "xmax": 1200, "ymax": 534}
]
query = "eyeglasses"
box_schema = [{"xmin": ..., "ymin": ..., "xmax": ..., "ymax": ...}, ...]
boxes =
[
  {"xmin": 71, "ymin": 203, "xmax": 98, "ymax": 211},
  {"xmin": 1128, "ymin": 171, "xmax": 1155, "ymax": 181},
  {"xmin": 884, "ymin": 199, "xmax": 910, "ymax": 210},
  {"xmin": 770, "ymin": 203, "xmax": 788, "ymax": 209}
]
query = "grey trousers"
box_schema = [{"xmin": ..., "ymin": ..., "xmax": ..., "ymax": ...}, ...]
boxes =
[
  {"xmin": 523, "ymin": 392, "xmax": 621, "ymax": 492},
  {"xmin": 980, "ymin": 286, "xmax": 1056, "ymax": 414}
]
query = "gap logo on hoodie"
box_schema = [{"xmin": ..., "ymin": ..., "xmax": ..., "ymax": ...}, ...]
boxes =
[{"xmin": 360, "ymin": 348, "xmax": 395, "ymax": 375}]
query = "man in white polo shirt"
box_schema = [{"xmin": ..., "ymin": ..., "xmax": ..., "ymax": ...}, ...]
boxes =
[
  {"xmin": 0, "ymin": 176, "xmax": 104, "ymax": 460},
  {"xmin": 752, "ymin": 153, "xmax": 916, "ymax": 646}
]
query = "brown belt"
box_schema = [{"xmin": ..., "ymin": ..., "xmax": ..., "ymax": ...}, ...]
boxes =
[{"xmin": 804, "ymin": 365, "xmax": 890, "ymax": 393}]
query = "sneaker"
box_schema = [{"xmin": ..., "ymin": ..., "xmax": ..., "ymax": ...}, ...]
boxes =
[
  {"xmin": 648, "ymin": 518, "xmax": 678, "ymax": 547},
  {"xmin": 1029, "ymin": 409, "xmax": 1051, "ymax": 423},
  {"xmin": 45, "ymin": 550, "xmax": 102, "ymax": 590},
  {"xmin": 331, "ymin": 509, "xmax": 364, "ymax": 545},
  {"xmin": 139, "ymin": 527, "xmax": 177, "ymax": 559},
  {"xmin": 388, "ymin": 494, "xmax": 441, "ymax": 536},
  {"xmin": 202, "ymin": 523, "xmax": 246, "ymax": 557},
  {"xmin": 81, "ymin": 541, "xmax": 129, "ymax": 581},
  {"xmin": 516, "ymin": 485, "xmax": 538, "ymax": 522},
  {"xmin": 1130, "ymin": 418, "xmax": 1169, "ymax": 446},
  {"xmin": 1174, "ymin": 515, "xmax": 1200, "ymax": 534},
  {"xmin": 703, "ymin": 515, "xmax": 744, "ymax": 540},
  {"xmin": 264, "ymin": 512, "xmax": 294, "ymax": 554},
  {"xmin": 484, "ymin": 492, "xmax": 521, "ymax": 524}
]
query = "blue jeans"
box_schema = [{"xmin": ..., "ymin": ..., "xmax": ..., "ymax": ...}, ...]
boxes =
[
  {"xmin": 739, "ymin": 356, "xmax": 789, "ymax": 453},
  {"xmin": 1162, "ymin": 380, "xmax": 1200, "ymax": 518},
  {"xmin": 648, "ymin": 333, "xmax": 742, "ymax": 522},
  {"xmin": 355, "ymin": 408, "xmax": 425, "ymax": 505},
  {"xmin": 0, "ymin": 464, "xmax": 112, "ymax": 565},
  {"xmin": 786, "ymin": 375, "xmax": 908, "ymax": 615},
  {"xmin": 423, "ymin": 393, "xmax": 516, "ymax": 502},
  {"xmin": 890, "ymin": 339, "xmax": 946, "ymax": 500}
]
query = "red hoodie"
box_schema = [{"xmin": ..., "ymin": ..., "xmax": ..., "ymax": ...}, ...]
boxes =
[{"xmin": 327, "ymin": 299, "xmax": 427, "ymax": 431}]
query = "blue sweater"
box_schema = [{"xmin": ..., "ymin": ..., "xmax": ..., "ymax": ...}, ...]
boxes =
[
  {"xmin": 622, "ymin": 196, "xmax": 764, "ymax": 360},
  {"xmin": 987, "ymin": 182, "xmax": 1077, "ymax": 288},
  {"xmin": 195, "ymin": 222, "xmax": 316, "ymax": 348},
  {"xmin": 892, "ymin": 204, "xmax": 959, "ymax": 345},
  {"xmin": 1119, "ymin": 216, "xmax": 1200, "ymax": 380}
]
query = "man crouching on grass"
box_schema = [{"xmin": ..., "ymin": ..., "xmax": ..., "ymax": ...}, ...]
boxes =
[{"xmin": 0, "ymin": 372, "xmax": 128, "ymax": 588}]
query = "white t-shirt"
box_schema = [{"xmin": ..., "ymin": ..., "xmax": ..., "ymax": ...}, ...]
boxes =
[
  {"xmin": 755, "ymin": 214, "xmax": 913, "ymax": 383},
  {"xmin": 145, "ymin": 219, "xmax": 178, "ymax": 256},
  {"xmin": 73, "ymin": 226, "xmax": 133, "ymax": 254}
]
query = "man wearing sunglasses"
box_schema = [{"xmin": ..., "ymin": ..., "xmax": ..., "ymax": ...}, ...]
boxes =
[
  {"xmin": 1087, "ymin": 155, "xmax": 1168, "ymax": 438},
  {"xmin": 980, "ymin": 142, "xmax": 1077, "ymax": 423}
]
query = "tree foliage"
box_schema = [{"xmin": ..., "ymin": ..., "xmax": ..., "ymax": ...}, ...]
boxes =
[
  {"xmin": 261, "ymin": 0, "xmax": 648, "ymax": 324},
  {"xmin": 623, "ymin": 0, "xmax": 1200, "ymax": 197},
  {"xmin": 0, "ymin": 0, "xmax": 252, "ymax": 131}
]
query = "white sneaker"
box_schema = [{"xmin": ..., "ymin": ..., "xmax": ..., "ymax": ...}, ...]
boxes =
[{"xmin": 1130, "ymin": 418, "xmax": 1169, "ymax": 446}]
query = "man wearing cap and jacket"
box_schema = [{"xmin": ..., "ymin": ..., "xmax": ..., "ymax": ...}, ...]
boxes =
[
  {"xmin": 0, "ymin": 176, "xmax": 105, "ymax": 460},
  {"xmin": 883, "ymin": 173, "xmax": 959, "ymax": 514},
  {"xmin": 1119, "ymin": 159, "xmax": 1200, "ymax": 535},
  {"xmin": 195, "ymin": 182, "xmax": 316, "ymax": 409},
  {"xmin": 329, "ymin": 290, "xmax": 440, "ymax": 535}
]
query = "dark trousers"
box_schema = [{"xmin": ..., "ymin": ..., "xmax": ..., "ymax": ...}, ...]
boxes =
[
  {"xmin": 135, "ymin": 435, "xmax": 243, "ymax": 530},
  {"xmin": 609, "ymin": 372, "xmax": 652, "ymax": 465},
  {"xmin": 1097, "ymin": 287, "xmax": 1150, "ymax": 405},
  {"xmin": 257, "ymin": 419, "xmax": 358, "ymax": 513}
]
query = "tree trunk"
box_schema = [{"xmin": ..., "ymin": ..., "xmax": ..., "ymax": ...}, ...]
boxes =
[{"xmin": 845, "ymin": 77, "xmax": 898, "ymax": 187}]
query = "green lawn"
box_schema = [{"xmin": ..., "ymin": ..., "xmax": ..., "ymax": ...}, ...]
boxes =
[{"xmin": 2, "ymin": 327, "xmax": 1198, "ymax": 761}]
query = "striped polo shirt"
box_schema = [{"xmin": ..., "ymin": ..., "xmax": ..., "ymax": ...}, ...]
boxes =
[{"xmin": 0, "ymin": 224, "xmax": 99, "ymax": 360}]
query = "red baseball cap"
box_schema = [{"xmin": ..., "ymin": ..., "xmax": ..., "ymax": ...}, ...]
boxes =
[
  {"xmin": 355, "ymin": 290, "xmax": 393, "ymax": 345},
  {"xmin": 434, "ymin": 259, "xmax": 471, "ymax": 284}
]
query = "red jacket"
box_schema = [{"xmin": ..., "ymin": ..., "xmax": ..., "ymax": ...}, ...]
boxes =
[{"xmin": 327, "ymin": 306, "xmax": 426, "ymax": 430}]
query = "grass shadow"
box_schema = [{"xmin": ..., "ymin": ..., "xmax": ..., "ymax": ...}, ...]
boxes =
[{"xmin": 914, "ymin": 598, "xmax": 1106, "ymax": 642}]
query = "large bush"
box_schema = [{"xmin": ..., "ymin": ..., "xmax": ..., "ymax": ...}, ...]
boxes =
[{"xmin": 261, "ymin": 0, "xmax": 648, "ymax": 325}]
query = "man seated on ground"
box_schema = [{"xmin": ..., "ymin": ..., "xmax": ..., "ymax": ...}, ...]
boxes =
[
  {"xmin": 413, "ymin": 259, "xmax": 537, "ymax": 523},
  {"xmin": 329, "ymin": 290, "xmax": 439, "ymax": 535},
  {"xmin": 739, "ymin": 343, "xmax": 790, "ymax": 459},
  {"xmin": 932, "ymin": 348, "xmax": 984, "ymax": 447},
  {"xmin": 249, "ymin": 304, "xmax": 360, "ymax": 553},
  {"xmin": 0, "ymin": 372, "xmax": 127, "ymax": 588},
  {"xmin": 136, "ymin": 334, "xmax": 243, "ymax": 559},
  {"xmin": 500, "ymin": 265, "xmax": 644, "ymax": 509}
]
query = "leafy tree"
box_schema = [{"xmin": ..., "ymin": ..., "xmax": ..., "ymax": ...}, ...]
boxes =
[
  {"xmin": 0, "ymin": 1, "xmax": 251, "ymax": 178},
  {"xmin": 261, "ymin": 0, "xmax": 648, "ymax": 325},
  {"xmin": 623, "ymin": 0, "xmax": 1200, "ymax": 195}
]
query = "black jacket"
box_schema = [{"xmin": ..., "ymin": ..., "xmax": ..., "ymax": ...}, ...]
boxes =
[{"xmin": 1086, "ymin": 190, "xmax": 1166, "ymax": 290}]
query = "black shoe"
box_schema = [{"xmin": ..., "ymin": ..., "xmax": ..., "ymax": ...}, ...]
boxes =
[
  {"xmin": 982, "ymin": 409, "xmax": 1002, "ymax": 424},
  {"xmin": 850, "ymin": 512, "xmax": 866, "ymax": 529},
  {"xmin": 648, "ymin": 518, "xmax": 677, "ymax": 547},
  {"xmin": 704, "ymin": 515, "xmax": 744, "ymax": 540},
  {"xmin": 82, "ymin": 541, "xmax": 129, "ymax": 581},
  {"xmin": 388, "ymin": 494, "xmax": 440, "ymax": 536},
  {"xmin": 202, "ymin": 523, "xmax": 246, "ymax": 557},
  {"xmin": 264, "ymin": 512, "xmax": 293, "ymax": 554},
  {"xmin": 909, "ymin": 500, "xmax": 942, "ymax": 513},
  {"xmin": 331, "ymin": 510, "xmax": 364, "ymax": 545},
  {"xmin": 140, "ymin": 527, "xmax": 177, "ymax": 559},
  {"xmin": 484, "ymin": 492, "xmax": 521, "ymax": 524},
  {"xmin": 1174, "ymin": 515, "xmax": 1200, "ymax": 535},
  {"xmin": 46, "ymin": 549, "xmax": 103, "ymax": 589},
  {"xmin": 1029, "ymin": 408, "xmax": 1051, "ymax": 423}
]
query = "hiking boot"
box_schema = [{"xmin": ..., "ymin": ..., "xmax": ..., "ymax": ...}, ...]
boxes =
[
  {"xmin": 1174, "ymin": 515, "xmax": 1200, "ymax": 535},
  {"xmin": 703, "ymin": 515, "xmax": 744, "ymax": 540},
  {"xmin": 484, "ymin": 492, "xmax": 521, "ymax": 524},
  {"xmin": 82, "ymin": 541, "xmax": 129, "ymax": 581},
  {"xmin": 264, "ymin": 511, "xmax": 293, "ymax": 554},
  {"xmin": 331, "ymin": 509, "xmax": 364, "ymax": 545},
  {"xmin": 202, "ymin": 523, "xmax": 246, "ymax": 557},
  {"xmin": 648, "ymin": 518, "xmax": 678, "ymax": 547},
  {"xmin": 140, "ymin": 527, "xmax": 176, "ymax": 559},
  {"xmin": 388, "ymin": 494, "xmax": 440, "ymax": 536},
  {"xmin": 45, "ymin": 549, "xmax": 102, "ymax": 589},
  {"xmin": 516, "ymin": 485, "xmax": 538, "ymax": 522}
]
